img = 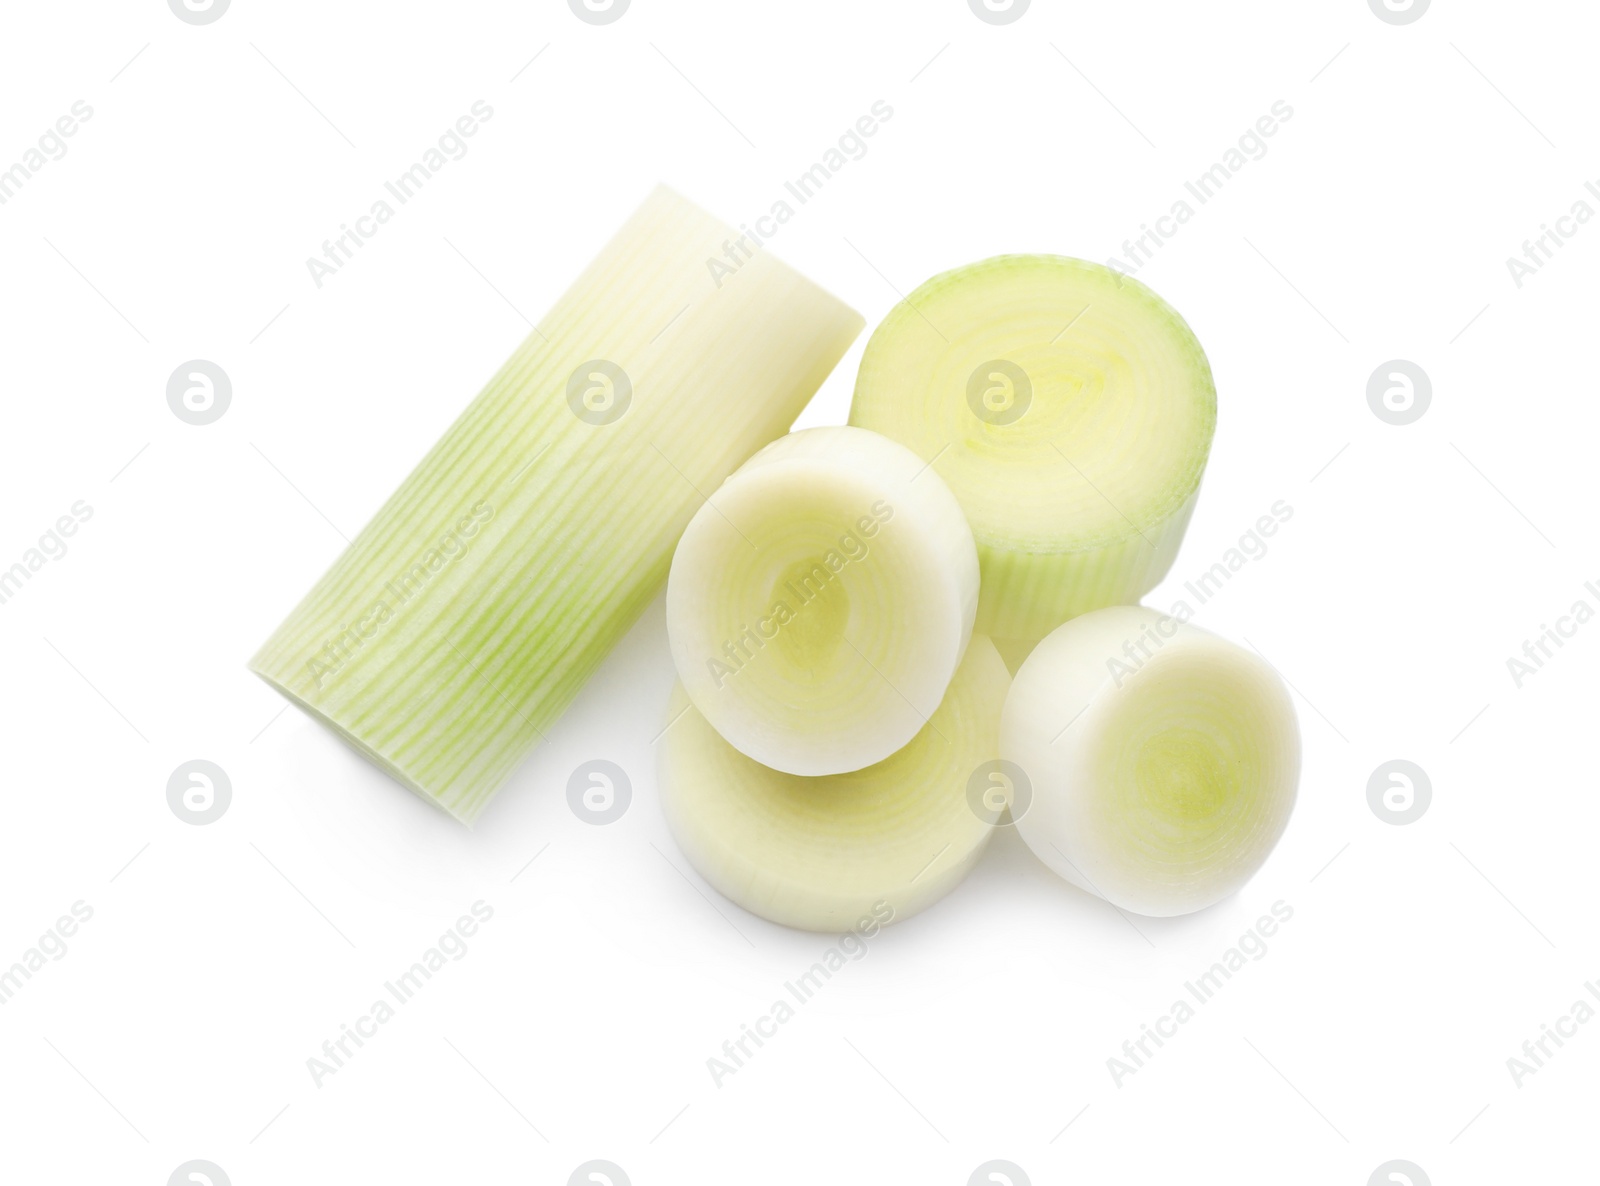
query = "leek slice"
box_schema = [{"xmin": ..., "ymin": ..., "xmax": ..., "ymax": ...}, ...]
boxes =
[
  {"xmin": 850, "ymin": 255, "xmax": 1216, "ymax": 640},
  {"xmin": 658, "ymin": 636, "xmax": 1011, "ymax": 931},
  {"xmin": 665, "ymin": 425, "xmax": 979, "ymax": 776},
  {"xmin": 1002, "ymin": 606, "xmax": 1298, "ymax": 917},
  {"xmin": 250, "ymin": 187, "xmax": 864, "ymax": 823}
]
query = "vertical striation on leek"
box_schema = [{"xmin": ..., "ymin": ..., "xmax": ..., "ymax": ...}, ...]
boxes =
[{"xmin": 250, "ymin": 187, "xmax": 864, "ymax": 823}]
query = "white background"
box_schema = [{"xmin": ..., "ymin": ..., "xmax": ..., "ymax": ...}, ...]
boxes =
[{"xmin": 0, "ymin": 1, "xmax": 1594, "ymax": 1182}]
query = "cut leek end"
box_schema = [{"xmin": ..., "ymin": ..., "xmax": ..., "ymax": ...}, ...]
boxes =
[
  {"xmin": 246, "ymin": 659, "xmax": 482, "ymax": 824},
  {"xmin": 666, "ymin": 425, "xmax": 979, "ymax": 777},
  {"xmin": 1004, "ymin": 606, "xmax": 1299, "ymax": 917},
  {"xmin": 658, "ymin": 636, "xmax": 1011, "ymax": 932},
  {"xmin": 850, "ymin": 255, "xmax": 1215, "ymax": 641}
]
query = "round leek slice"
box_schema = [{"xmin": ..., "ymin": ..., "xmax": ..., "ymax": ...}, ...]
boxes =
[
  {"xmin": 658, "ymin": 636, "xmax": 1011, "ymax": 931},
  {"xmin": 850, "ymin": 255, "xmax": 1216, "ymax": 640},
  {"xmin": 666, "ymin": 425, "xmax": 979, "ymax": 776},
  {"xmin": 1002, "ymin": 606, "xmax": 1298, "ymax": 917}
]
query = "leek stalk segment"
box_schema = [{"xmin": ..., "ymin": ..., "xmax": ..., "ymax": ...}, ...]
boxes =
[
  {"xmin": 1002, "ymin": 606, "xmax": 1299, "ymax": 916},
  {"xmin": 659, "ymin": 636, "xmax": 1012, "ymax": 931},
  {"xmin": 850, "ymin": 256, "xmax": 1216, "ymax": 640},
  {"xmin": 666, "ymin": 425, "xmax": 979, "ymax": 777},
  {"xmin": 250, "ymin": 187, "xmax": 864, "ymax": 823}
]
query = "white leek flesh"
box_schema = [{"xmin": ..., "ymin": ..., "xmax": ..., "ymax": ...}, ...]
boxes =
[
  {"xmin": 250, "ymin": 187, "xmax": 864, "ymax": 823},
  {"xmin": 659, "ymin": 636, "xmax": 1011, "ymax": 931},
  {"xmin": 666, "ymin": 425, "xmax": 978, "ymax": 776},
  {"xmin": 850, "ymin": 256, "xmax": 1216, "ymax": 640},
  {"xmin": 1002, "ymin": 606, "xmax": 1299, "ymax": 917}
]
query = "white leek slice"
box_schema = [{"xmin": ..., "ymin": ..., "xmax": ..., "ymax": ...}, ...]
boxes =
[
  {"xmin": 1002, "ymin": 606, "xmax": 1299, "ymax": 917},
  {"xmin": 665, "ymin": 425, "xmax": 979, "ymax": 776},
  {"xmin": 850, "ymin": 255, "xmax": 1216, "ymax": 640},
  {"xmin": 659, "ymin": 636, "xmax": 1011, "ymax": 931},
  {"xmin": 249, "ymin": 186, "xmax": 864, "ymax": 824}
]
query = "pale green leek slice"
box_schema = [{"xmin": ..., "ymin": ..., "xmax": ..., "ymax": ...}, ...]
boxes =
[
  {"xmin": 666, "ymin": 425, "xmax": 978, "ymax": 776},
  {"xmin": 850, "ymin": 255, "xmax": 1216, "ymax": 640},
  {"xmin": 1002, "ymin": 606, "xmax": 1299, "ymax": 917},
  {"xmin": 658, "ymin": 636, "xmax": 1011, "ymax": 931},
  {"xmin": 249, "ymin": 186, "xmax": 863, "ymax": 823}
]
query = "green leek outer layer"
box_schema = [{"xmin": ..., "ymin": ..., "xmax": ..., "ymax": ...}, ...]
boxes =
[
  {"xmin": 250, "ymin": 187, "xmax": 864, "ymax": 823},
  {"xmin": 850, "ymin": 256, "xmax": 1216, "ymax": 640},
  {"xmin": 658, "ymin": 636, "xmax": 1011, "ymax": 931},
  {"xmin": 1003, "ymin": 606, "xmax": 1299, "ymax": 917}
]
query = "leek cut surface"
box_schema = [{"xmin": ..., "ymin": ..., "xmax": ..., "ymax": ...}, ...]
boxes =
[
  {"xmin": 666, "ymin": 425, "xmax": 978, "ymax": 777},
  {"xmin": 1002, "ymin": 606, "xmax": 1299, "ymax": 916},
  {"xmin": 850, "ymin": 256, "xmax": 1216, "ymax": 640}
]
